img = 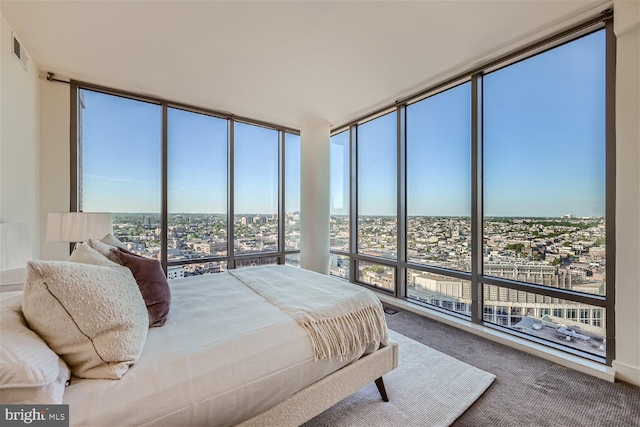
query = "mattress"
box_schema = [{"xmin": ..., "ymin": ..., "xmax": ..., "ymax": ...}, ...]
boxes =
[{"xmin": 63, "ymin": 271, "xmax": 379, "ymax": 427}]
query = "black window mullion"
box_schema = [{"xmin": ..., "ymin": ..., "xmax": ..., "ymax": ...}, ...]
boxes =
[
  {"xmin": 227, "ymin": 119, "xmax": 235, "ymax": 269},
  {"xmin": 471, "ymin": 73, "xmax": 483, "ymax": 324},
  {"xmin": 278, "ymin": 131, "xmax": 285, "ymax": 263},
  {"xmin": 604, "ymin": 18, "xmax": 616, "ymax": 366},
  {"xmin": 349, "ymin": 125, "xmax": 358, "ymax": 284},
  {"xmin": 161, "ymin": 102, "xmax": 168, "ymax": 275},
  {"xmin": 397, "ymin": 105, "xmax": 407, "ymax": 299}
]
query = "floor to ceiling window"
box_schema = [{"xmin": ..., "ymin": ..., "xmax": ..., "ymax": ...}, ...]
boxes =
[
  {"xmin": 75, "ymin": 90, "xmax": 300, "ymax": 274},
  {"xmin": 330, "ymin": 131, "xmax": 350, "ymax": 253},
  {"xmin": 356, "ymin": 112, "xmax": 397, "ymax": 261},
  {"xmin": 167, "ymin": 107, "xmax": 228, "ymax": 276},
  {"xmin": 78, "ymin": 89, "xmax": 161, "ymax": 259},
  {"xmin": 285, "ymin": 132, "xmax": 301, "ymax": 267},
  {"xmin": 233, "ymin": 122, "xmax": 279, "ymax": 255},
  {"xmin": 328, "ymin": 18, "xmax": 613, "ymax": 364},
  {"xmin": 329, "ymin": 131, "xmax": 351, "ymax": 280},
  {"xmin": 482, "ymin": 29, "xmax": 607, "ymax": 357},
  {"xmin": 406, "ymin": 83, "xmax": 472, "ymax": 272}
]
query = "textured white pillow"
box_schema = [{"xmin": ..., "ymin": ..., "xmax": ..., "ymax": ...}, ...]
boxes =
[
  {"xmin": 68, "ymin": 243, "xmax": 119, "ymax": 267},
  {"xmin": 87, "ymin": 239, "xmax": 121, "ymax": 264},
  {"xmin": 22, "ymin": 261, "xmax": 149, "ymax": 379},
  {"xmin": 0, "ymin": 293, "xmax": 70, "ymax": 404},
  {"xmin": 100, "ymin": 233, "xmax": 126, "ymax": 249}
]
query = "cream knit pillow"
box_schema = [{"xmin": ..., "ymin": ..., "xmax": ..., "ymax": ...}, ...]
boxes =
[
  {"xmin": 22, "ymin": 261, "xmax": 149, "ymax": 379},
  {"xmin": 67, "ymin": 243, "xmax": 120, "ymax": 267},
  {"xmin": 87, "ymin": 239, "xmax": 121, "ymax": 264},
  {"xmin": 100, "ymin": 233, "xmax": 126, "ymax": 249}
]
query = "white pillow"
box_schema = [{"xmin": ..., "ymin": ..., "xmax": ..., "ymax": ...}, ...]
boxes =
[
  {"xmin": 22, "ymin": 261, "xmax": 149, "ymax": 379},
  {"xmin": 87, "ymin": 239, "xmax": 121, "ymax": 264},
  {"xmin": 0, "ymin": 359, "xmax": 70, "ymax": 404},
  {"xmin": 0, "ymin": 293, "xmax": 70, "ymax": 404},
  {"xmin": 68, "ymin": 243, "xmax": 120, "ymax": 267},
  {"xmin": 100, "ymin": 233, "xmax": 126, "ymax": 249}
]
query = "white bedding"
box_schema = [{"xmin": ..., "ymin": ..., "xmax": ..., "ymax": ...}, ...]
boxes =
[{"xmin": 63, "ymin": 271, "xmax": 378, "ymax": 427}]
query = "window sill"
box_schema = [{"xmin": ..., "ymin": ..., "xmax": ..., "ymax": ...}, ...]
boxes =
[{"xmin": 376, "ymin": 293, "xmax": 616, "ymax": 383}]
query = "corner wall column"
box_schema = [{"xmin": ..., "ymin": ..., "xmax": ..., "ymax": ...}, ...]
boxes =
[
  {"xmin": 612, "ymin": 0, "xmax": 640, "ymax": 386},
  {"xmin": 300, "ymin": 118, "xmax": 330, "ymax": 274}
]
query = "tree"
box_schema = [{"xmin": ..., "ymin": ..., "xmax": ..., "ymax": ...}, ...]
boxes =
[
  {"xmin": 506, "ymin": 243, "xmax": 524, "ymax": 254},
  {"xmin": 594, "ymin": 237, "xmax": 606, "ymax": 247},
  {"xmin": 370, "ymin": 265, "xmax": 386, "ymax": 274}
]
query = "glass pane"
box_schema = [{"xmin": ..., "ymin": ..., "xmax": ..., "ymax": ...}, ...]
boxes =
[
  {"xmin": 167, "ymin": 261, "xmax": 227, "ymax": 279},
  {"xmin": 285, "ymin": 133, "xmax": 301, "ymax": 251},
  {"xmin": 407, "ymin": 83, "xmax": 471, "ymax": 272},
  {"xmin": 357, "ymin": 113, "xmax": 397, "ymax": 259},
  {"xmin": 356, "ymin": 260, "xmax": 395, "ymax": 292},
  {"xmin": 407, "ymin": 269, "xmax": 471, "ymax": 317},
  {"xmin": 234, "ymin": 123, "xmax": 279, "ymax": 254},
  {"xmin": 330, "ymin": 131, "xmax": 350, "ymax": 251},
  {"xmin": 483, "ymin": 284, "xmax": 606, "ymax": 357},
  {"xmin": 329, "ymin": 254, "xmax": 350, "ymax": 280},
  {"xmin": 79, "ymin": 89, "xmax": 161, "ymax": 258},
  {"xmin": 236, "ymin": 257, "xmax": 279, "ymax": 269},
  {"xmin": 168, "ymin": 108, "xmax": 227, "ymax": 262},
  {"xmin": 483, "ymin": 31, "xmax": 606, "ymax": 295},
  {"xmin": 285, "ymin": 253, "xmax": 300, "ymax": 267}
]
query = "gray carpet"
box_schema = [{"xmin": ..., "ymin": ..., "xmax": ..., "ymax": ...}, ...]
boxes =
[
  {"xmin": 304, "ymin": 330, "xmax": 494, "ymax": 427},
  {"xmin": 383, "ymin": 304, "xmax": 640, "ymax": 427}
]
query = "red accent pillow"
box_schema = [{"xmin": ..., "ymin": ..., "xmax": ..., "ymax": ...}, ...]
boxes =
[{"xmin": 113, "ymin": 248, "xmax": 171, "ymax": 327}]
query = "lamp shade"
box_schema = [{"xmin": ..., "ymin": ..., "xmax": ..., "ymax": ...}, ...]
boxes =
[{"xmin": 46, "ymin": 212, "xmax": 113, "ymax": 243}]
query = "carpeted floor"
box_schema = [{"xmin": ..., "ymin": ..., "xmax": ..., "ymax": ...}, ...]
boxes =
[
  {"xmin": 304, "ymin": 330, "xmax": 494, "ymax": 427},
  {"xmin": 383, "ymin": 303, "xmax": 640, "ymax": 427}
]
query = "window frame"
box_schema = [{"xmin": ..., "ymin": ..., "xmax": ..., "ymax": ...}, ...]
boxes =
[
  {"xmin": 72, "ymin": 85, "xmax": 301, "ymax": 276},
  {"xmin": 328, "ymin": 12, "xmax": 615, "ymax": 365}
]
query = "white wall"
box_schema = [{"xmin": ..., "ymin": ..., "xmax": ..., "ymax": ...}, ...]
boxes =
[
  {"xmin": 613, "ymin": 0, "xmax": 640, "ymax": 386},
  {"xmin": 0, "ymin": 14, "xmax": 39, "ymax": 260},
  {"xmin": 300, "ymin": 118, "xmax": 330, "ymax": 274},
  {"xmin": 39, "ymin": 80, "xmax": 70, "ymax": 261}
]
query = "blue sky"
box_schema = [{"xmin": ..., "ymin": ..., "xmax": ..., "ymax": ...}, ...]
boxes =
[
  {"xmin": 330, "ymin": 131, "xmax": 350, "ymax": 215},
  {"xmin": 330, "ymin": 29, "xmax": 605, "ymax": 218},
  {"xmin": 81, "ymin": 93, "xmax": 162, "ymax": 213},
  {"xmin": 82, "ymin": 97, "xmax": 301, "ymax": 214},
  {"xmin": 83, "ymin": 30, "xmax": 605, "ymax": 218},
  {"xmin": 168, "ymin": 108, "xmax": 227, "ymax": 214},
  {"xmin": 483, "ymin": 30, "xmax": 605, "ymax": 217}
]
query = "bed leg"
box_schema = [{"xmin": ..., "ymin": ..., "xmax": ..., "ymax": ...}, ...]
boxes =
[{"xmin": 375, "ymin": 377, "xmax": 389, "ymax": 402}]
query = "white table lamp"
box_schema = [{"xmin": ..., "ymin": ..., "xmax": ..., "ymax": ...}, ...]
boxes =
[{"xmin": 46, "ymin": 212, "xmax": 113, "ymax": 245}]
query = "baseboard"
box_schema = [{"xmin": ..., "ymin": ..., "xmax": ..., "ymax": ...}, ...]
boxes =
[
  {"xmin": 613, "ymin": 360, "xmax": 640, "ymax": 386},
  {"xmin": 378, "ymin": 294, "xmax": 616, "ymax": 383}
]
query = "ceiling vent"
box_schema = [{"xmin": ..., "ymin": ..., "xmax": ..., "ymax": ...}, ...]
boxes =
[{"xmin": 12, "ymin": 32, "xmax": 28, "ymax": 71}]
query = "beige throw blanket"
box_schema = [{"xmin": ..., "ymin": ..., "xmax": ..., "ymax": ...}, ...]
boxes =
[{"xmin": 228, "ymin": 265, "xmax": 389, "ymax": 362}]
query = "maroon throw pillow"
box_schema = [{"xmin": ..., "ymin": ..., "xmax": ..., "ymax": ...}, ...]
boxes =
[{"xmin": 113, "ymin": 248, "xmax": 171, "ymax": 327}]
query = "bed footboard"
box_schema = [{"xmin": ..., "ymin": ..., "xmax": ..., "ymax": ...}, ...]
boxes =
[{"xmin": 237, "ymin": 340, "xmax": 399, "ymax": 427}]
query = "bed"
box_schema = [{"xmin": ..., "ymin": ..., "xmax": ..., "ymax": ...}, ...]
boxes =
[{"xmin": 0, "ymin": 223, "xmax": 398, "ymax": 426}]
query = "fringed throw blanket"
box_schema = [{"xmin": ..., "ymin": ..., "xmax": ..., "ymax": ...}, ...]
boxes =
[{"xmin": 228, "ymin": 265, "xmax": 389, "ymax": 362}]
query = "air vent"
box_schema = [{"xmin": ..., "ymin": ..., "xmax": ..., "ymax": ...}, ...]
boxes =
[{"xmin": 11, "ymin": 32, "xmax": 28, "ymax": 71}]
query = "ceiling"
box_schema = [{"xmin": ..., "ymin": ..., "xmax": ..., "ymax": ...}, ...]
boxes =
[{"xmin": 1, "ymin": 1, "xmax": 607, "ymax": 130}]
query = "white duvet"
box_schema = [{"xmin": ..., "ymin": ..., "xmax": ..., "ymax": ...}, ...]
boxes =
[{"xmin": 64, "ymin": 271, "xmax": 377, "ymax": 427}]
